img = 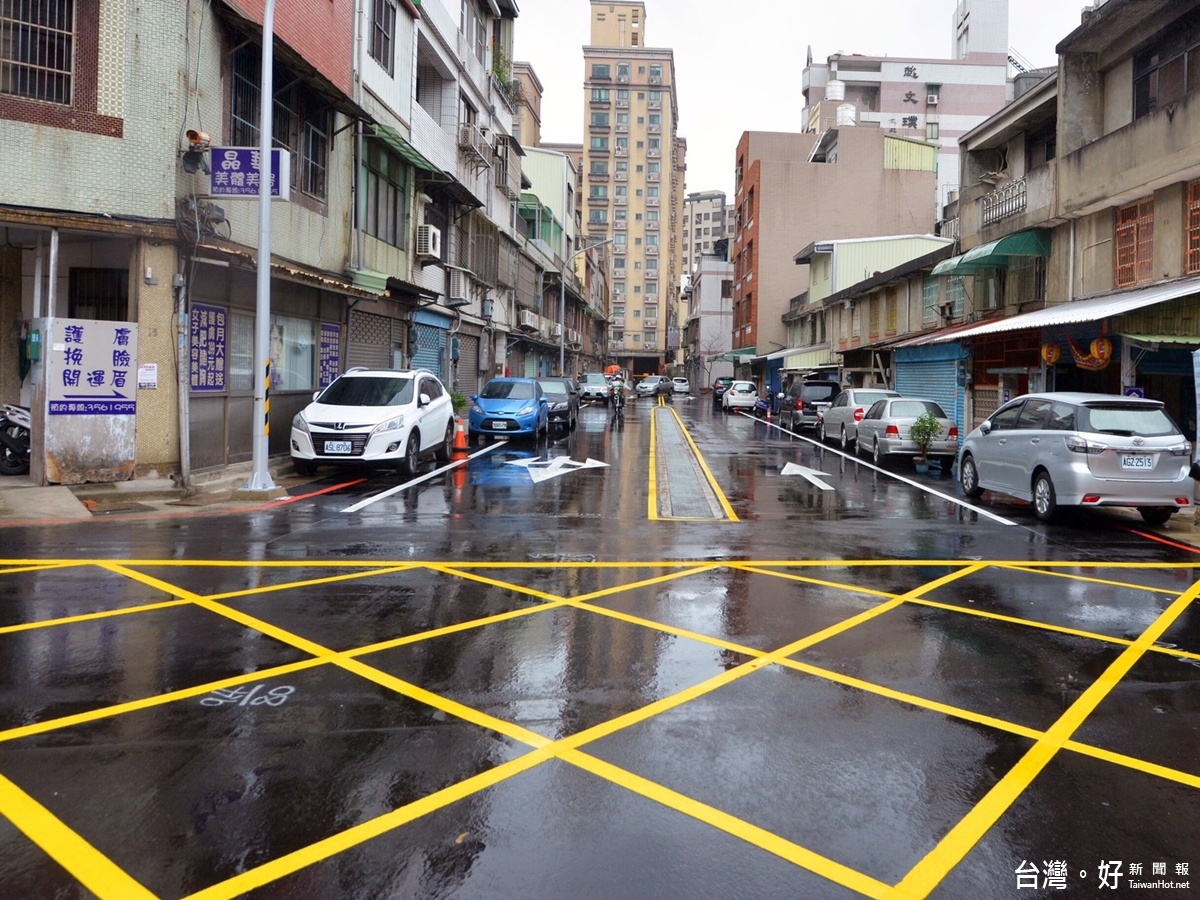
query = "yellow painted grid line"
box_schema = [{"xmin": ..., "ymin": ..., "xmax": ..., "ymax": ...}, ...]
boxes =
[
  {"xmin": 995, "ymin": 560, "xmax": 1188, "ymax": 594},
  {"xmin": 890, "ymin": 576, "xmax": 1200, "ymax": 898},
  {"xmin": 2, "ymin": 559, "xmax": 1198, "ymax": 899},
  {"xmin": 0, "ymin": 597, "xmax": 193, "ymax": 635},
  {"xmin": 203, "ymin": 564, "xmax": 417, "ymax": 603},
  {"xmin": 0, "ymin": 773, "xmax": 157, "ymax": 900},
  {"xmin": 662, "ymin": 403, "xmax": 740, "ymax": 522},
  {"xmin": 563, "ymin": 749, "xmax": 893, "ymax": 899},
  {"xmin": 0, "ymin": 562, "xmax": 75, "ymax": 576}
]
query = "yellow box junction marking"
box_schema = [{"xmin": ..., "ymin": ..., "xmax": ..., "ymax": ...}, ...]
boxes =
[{"xmin": 0, "ymin": 558, "xmax": 1197, "ymax": 899}]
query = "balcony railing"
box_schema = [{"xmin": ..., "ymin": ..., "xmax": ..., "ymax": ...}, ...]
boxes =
[{"xmin": 981, "ymin": 177, "xmax": 1026, "ymax": 226}]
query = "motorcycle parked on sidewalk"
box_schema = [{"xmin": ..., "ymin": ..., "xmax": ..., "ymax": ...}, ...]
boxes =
[{"xmin": 0, "ymin": 404, "xmax": 32, "ymax": 476}]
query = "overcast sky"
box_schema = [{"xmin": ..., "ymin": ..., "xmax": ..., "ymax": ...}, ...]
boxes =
[{"xmin": 513, "ymin": 0, "xmax": 1088, "ymax": 196}]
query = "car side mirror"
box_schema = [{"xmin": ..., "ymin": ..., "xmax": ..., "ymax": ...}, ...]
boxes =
[
  {"xmin": 313, "ymin": 390, "xmax": 321, "ymax": 401},
  {"xmin": 469, "ymin": 394, "xmax": 477, "ymax": 401},
  {"xmin": 418, "ymin": 392, "xmax": 431, "ymax": 407},
  {"xmin": 980, "ymin": 421, "xmax": 992, "ymax": 435}
]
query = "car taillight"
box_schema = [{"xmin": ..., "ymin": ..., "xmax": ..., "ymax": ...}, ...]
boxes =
[
  {"xmin": 948, "ymin": 425, "xmax": 958, "ymax": 438},
  {"xmin": 853, "ymin": 408, "xmax": 865, "ymax": 422},
  {"xmin": 885, "ymin": 424, "xmax": 900, "ymax": 437},
  {"xmin": 1066, "ymin": 435, "xmax": 1106, "ymax": 454}
]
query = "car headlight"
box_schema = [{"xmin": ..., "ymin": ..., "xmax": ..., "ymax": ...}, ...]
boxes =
[
  {"xmin": 292, "ymin": 411, "xmax": 310, "ymax": 435},
  {"xmin": 518, "ymin": 404, "xmax": 536, "ymax": 416},
  {"xmin": 370, "ymin": 415, "xmax": 406, "ymax": 437},
  {"xmin": 471, "ymin": 403, "xmax": 484, "ymax": 415},
  {"xmin": 551, "ymin": 401, "xmax": 568, "ymax": 412}
]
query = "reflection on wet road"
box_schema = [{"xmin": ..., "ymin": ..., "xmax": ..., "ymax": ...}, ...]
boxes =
[{"xmin": 0, "ymin": 398, "xmax": 1198, "ymax": 898}]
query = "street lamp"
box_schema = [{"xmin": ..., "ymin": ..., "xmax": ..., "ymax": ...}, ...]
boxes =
[{"xmin": 560, "ymin": 236, "xmax": 614, "ymax": 375}]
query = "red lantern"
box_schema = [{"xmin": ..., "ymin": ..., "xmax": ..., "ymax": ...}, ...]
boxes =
[
  {"xmin": 1091, "ymin": 337, "xmax": 1113, "ymax": 361},
  {"xmin": 1041, "ymin": 342, "xmax": 1061, "ymax": 365}
]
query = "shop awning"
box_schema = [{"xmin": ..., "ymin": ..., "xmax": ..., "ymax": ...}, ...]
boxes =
[
  {"xmin": 912, "ymin": 274, "xmax": 1200, "ymax": 344},
  {"xmin": 933, "ymin": 229, "xmax": 1051, "ymax": 276},
  {"xmin": 369, "ymin": 124, "xmax": 441, "ymax": 173},
  {"xmin": 1122, "ymin": 334, "xmax": 1200, "ymax": 346},
  {"xmin": 716, "ymin": 348, "xmax": 756, "ymax": 362}
]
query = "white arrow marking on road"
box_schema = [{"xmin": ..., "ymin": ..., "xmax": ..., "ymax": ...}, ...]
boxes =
[
  {"xmin": 781, "ymin": 461, "xmax": 835, "ymax": 491},
  {"xmin": 506, "ymin": 456, "xmax": 609, "ymax": 484}
]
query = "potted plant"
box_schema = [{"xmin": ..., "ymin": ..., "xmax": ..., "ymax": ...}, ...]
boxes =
[
  {"xmin": 909, "ymin": 410, "xmax": 943, "ymax": 473},
  {"xmin": 451, "ymin": 391, "xmax": 469, "ymax": 418}
]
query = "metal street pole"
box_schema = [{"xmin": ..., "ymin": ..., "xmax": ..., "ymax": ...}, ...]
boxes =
[
  {"xmin": 560, "ymin": 237, "xmax": 613, "ymax": 375},
  {"xmin": 245, "ymin": 0, "xmax": 278, "ymax": 492}
]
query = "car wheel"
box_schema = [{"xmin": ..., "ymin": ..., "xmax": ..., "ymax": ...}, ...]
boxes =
[
  {"xmin": 1138, "ymin": 507, "xmax": 1174, "ymax": 527},
  {"xmin": 293, "ymin": 458, "xmax": 317, "ymax": 477},
  {"xmin": 402, "ymin": 432, "xmax": 421, "ymax": 477},
  {"xmin": 1032, "ymin": 470, "xmax": 1057, "ymax": 521},
  {"xmin": 435, "ymin": 418, "xmax": 455, "ymax": 463},
  {"xmin": 872, "ymin": 439, "xmax": 884, "ymax": 466},
  {"xmin": 959, "ymin": 454, "xmax": 982, "ymax": 497},
  {"xmin": 839, "ymin": 425, "xmax": 850, "ymax": 451}
]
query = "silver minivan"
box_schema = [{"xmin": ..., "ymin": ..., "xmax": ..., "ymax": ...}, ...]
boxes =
[{"xmin": 958, "ymin": 392, "xmax": 1193, "ymax": 524}]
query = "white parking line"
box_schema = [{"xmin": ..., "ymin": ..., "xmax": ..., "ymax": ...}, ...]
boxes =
[
  {"xmin": 340, "ymin": 441, "xmax": 507, "ymax": 513},
  {"xmin": 743, "ymin": 413, "xmax": 1019, "ymax": 526}
]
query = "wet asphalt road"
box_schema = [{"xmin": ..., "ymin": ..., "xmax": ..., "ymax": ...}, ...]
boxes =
[{"xmin": 1, "ymin": 395, "xmax": 1198, "ymax": 899}]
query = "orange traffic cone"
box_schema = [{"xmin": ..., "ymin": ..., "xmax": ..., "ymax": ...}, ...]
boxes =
[{"xmin": 453, "ymin": 417, "xmax": 468, "ymax": 459}]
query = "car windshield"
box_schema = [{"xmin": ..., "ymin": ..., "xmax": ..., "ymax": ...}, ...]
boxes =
[
  {"xmin": 319, "ymin": 376, "xmax": 414, "ymax": 406},
  {"xmin": 539, "ymin": 382, "xmax": 569, "ymax": 399},
  {"xmin": 801, "ymin": 384, "xmax": 838, "ymax": 401},
  {"xmin": 1082, "ymin": 405, "xmax": 1179, "ymax": 437},
  {"xmin": 481, "ymin": 381, "xmax": 535, "ymax": 400},
  {"xmin": 581, "ymin": 374, "xmax": 607, "ymax": 384},
  {"xmin": 891, "ymin": 400, "xmax": 946, "ymax": 417},
  {"xmin": 855, "ymin": 391, "xmax": 893, "ymax": 406}
]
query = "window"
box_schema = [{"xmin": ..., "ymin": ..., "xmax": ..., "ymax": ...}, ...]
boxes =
[
  {"xmin": 591, "ymin": 63, "xmax": 611, "ymax": 79},
  {"xmin": 616, "ymin": 136, "xmax": 628, "ymax": 150},
  {"xmin": 617, "ymin": 89, "xmax": 629, "ymax": 101},
  {"xmin": 649, "ymin": 64, "xmax": 662, "ymax": 79},
  {"xmin": 589, "ymin": 136, "xmax": 609, "ymax": 151},
  {"xmin": 946, "ymin": 276, "xmax": 964, "ymax": 316},
  {"xmin": 647, "ymin": 186, "xmax": 659, "ymax": 198},
  {"xmin": 926, "ymin": 121, "xmax": 939, "ymax": 141},
  {"xmin": 591, "ymin": 112, "xmax": 610, "ymax": 127},
  {"xmin": 590, "ymin": 160, "xmax": 608, "ymax": 176},
  {"xmin": 648, "ymin": 138, "xmax": 660, "ymax": 150},
  {"xmin": 369, "ymin": 0, "xmax": 397, "ymax": 76},
  {"xmin": 922, "ymin": 276, "xmax": 938, "ymax": 323},
  {"xmin": 589, "ymin": 185, "xmax": 608, "ymax": 199},
  {"xmin": 648, "ymin": 113, "xmax": 660, "ymax": 125},
  {"xmin": 591, "ymin": 88, "xmax": 610, "ymax": 102},
  {"xmin": 1115, "ymin": 198, "xmax": 1154, "ymax": 287},
  {"xmin": 617, "ymin": 62, "xmax": 630, "ymax": 78},
  {"xmin": 1187, "ymin": 180, "xmax": 1200, "ymax": 274},
  {"xmin": 68, "ymin": 268, "xmax": 127, "ymax": 321},
  {"xmin": 1, "ymin": 0, "xmax": 73, "ymax": 104},
  {"xmin": 270, "ymin": 315, "xmax": 316, "ymax": 392},
  {"xmin": 362, "ymin": 139, "xmax": 407, "ymax": 247},
  {"xmin": 231, "ymin": 45, "xmax": 330, "ymax": 200},
  {"xmin": 589, "ymin": 209, "xmax": 608, "ymax": 225},
  {"xmin": 649, "ymin": 91, "xmax": 661, "ymax": 102},
  {"xmin": 1133, "ymin": 10, "xmax": 1200, "ymax": 120},
  {"xmin": 616, "ymin": 112, "xmax": 629, "ymax": 125}
]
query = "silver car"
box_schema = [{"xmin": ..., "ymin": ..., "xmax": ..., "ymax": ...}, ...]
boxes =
[
  {"xmin": 958, "ymin": 392, "xmax": 1193, "ymax": 525},
  {"xmin": 819, "ymin": 388, "xmax": 902, "ymax": 450},
  {"xmin": 855, "ymin": 397, "xmax": 960, "ymax": 466}
]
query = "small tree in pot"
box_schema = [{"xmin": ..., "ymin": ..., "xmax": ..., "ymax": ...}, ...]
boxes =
[{"xmin": 909, "ymin": 410, "xmax": 943, "ymax": 469}]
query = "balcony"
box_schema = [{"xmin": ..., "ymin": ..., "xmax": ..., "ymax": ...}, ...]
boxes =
[
  {"xmin": 615, "ymin": 146, "xmax": 628, "ymax": 157},
  {"xmin": 616, "ymin": 98, "xmax": 629, "ymax": 108},
  {"xmin": 649, "ymin": 74, "xmax": 662, "ymax": 85},
  {"xmin": 646, "ymin": 196, "xmax": 659, "ymax": 207},
  {"xmin": 588, "ymin": 194, "xmax": 609, "ymax": 205},
  {"xmin": 648, "ymin": 99, "xmax": 661, "ymax": 110},
  {"xmin": 981, "ymin": 177, "xmax": 1026, "ymax": 226},
  {"xmin": 645, "ymin": 220, "xmax": 658, "ymax": 231},
  {"xmin": 647, "ymin": 124, "xmax": 660, "ymax": 134},
  {"xmin": 613, "ymin": 220, "xmax": 627, "ymax": 231},
  {"xmin": 647, "ymin": 148, "xmax": 660, "ymax": 159},
  {"xmin": 616, "ymin": 123, "xmax": 629, "ymax": 133},
  {"xmin": 644, "ymin": 318, "xmax": 658, "ymax": 328},
  {"xmin": 458, "ymin": 124, "xmax": 492, "ymax": 170},
  {"xmin": 645, "ymin": 245, "xmax": 658, "ymax": 255},
  {"xmin": 647, "ymin": 171, "xmax": 659, "ymax": 182},
  {"xmin": 614, "ymin": 171, "xmax": 628, "ymax": 181},
  {"xmin": 610, "ymin": 316, "xmax": 625, "ymax": 328},
  {"xmin": 614, "ymin": 195, "xmax": 627, "ymax": 206}
]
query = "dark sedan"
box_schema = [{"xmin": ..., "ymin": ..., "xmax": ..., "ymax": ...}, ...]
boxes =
[{"xmin": 538, "ymin": 377, "xmax": 580, "ymax": 430}]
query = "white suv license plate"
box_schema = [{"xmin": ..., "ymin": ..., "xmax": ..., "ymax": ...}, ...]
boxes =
[
  {"xmin": 1119, "ymin": 454, "xmax": 1153, "ymax": 470},
  {"xmin": 324, "ymin": 440, "xmax": 353, "ymax": 454}
]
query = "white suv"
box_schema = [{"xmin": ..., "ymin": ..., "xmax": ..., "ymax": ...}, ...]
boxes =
[
  {"xmin": 290, "ymin": 368, "xmax": 456, "ymax": 476},
  {"xmin": 579, "ymin": 373, "xmax": 611, "ymax": 405}
]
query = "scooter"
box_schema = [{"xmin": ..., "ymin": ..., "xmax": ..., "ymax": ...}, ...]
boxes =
[
  {"xmin": 753, "ymin": 389, "xmax": 775, "ymax": 420},
  {"xmin": 611, "ymin": 388, "xmax": 626, "ymax": 424},
  {"xmin": 0, "ymin": 403, "xmax": 31, "ymax": 476}
]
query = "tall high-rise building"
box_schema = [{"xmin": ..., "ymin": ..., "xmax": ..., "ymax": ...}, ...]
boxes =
[{"xmin": 581, "ymin": 0, "xmax": 685, "ymax": 372}]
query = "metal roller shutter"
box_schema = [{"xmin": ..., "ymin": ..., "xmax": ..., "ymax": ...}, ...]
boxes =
[
  {"xmin": 346, "ymin": 310, "xmax": 391, "ymax": 370},
  {"xmin": 411, "ymin": 323, "xmax": 446, "ymax": 379},
  {"xmin": 895, "ymin": 345, "xmax": 965, "ymax": 448},
  {"xmin": 455, "ymin": 333, "xmax": 480, "ymax": 394}
]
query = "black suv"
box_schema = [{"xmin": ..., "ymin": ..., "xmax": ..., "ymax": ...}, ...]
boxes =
[
  {"xmin": 711, "ymin": 376, "xmax": 735, "ymax": 407},
  {"xmin": 781, "ymin": 380, "xmax": 840, "ymax": 430}
]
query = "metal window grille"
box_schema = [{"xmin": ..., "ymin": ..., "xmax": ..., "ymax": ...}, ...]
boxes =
[
  {"xmin": 369, "ymin": 0, "xmax": 396, "ymax": 77},
  {"xmin": 230, "ymin": 45, "xmax": 330, "ymax": 201},
  {"xmin": 1115, "ymin": 198, "xmax": 1154, "ymax": 288},
  {"xmin": 1187, "ymin": 181, "xmax": 1200, "ymax": 274},
  {"xmin": 68, "ymin": 268, "xmax": 127, "ymax": 321},
  {"xmin": 1, "ymin": 0, "xmax": 74, "ymax": 104},
  {"xmin": 363, "ymin": 141, "xmax": 405, "ymax": 247}
]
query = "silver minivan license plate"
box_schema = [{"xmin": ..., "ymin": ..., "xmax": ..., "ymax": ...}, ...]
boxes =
[{"xmin": 1119, "ymin": 454, "xmax": 1153, "ymax": 470}]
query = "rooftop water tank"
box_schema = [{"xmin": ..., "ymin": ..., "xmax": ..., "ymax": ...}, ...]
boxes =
[
  {"xmin": 836, "ymin": 103, "xmax": 857, "ymax": 127},
  {"xmin": 826, "ymin": 79, "xmax": 845, "ymax": 102}
]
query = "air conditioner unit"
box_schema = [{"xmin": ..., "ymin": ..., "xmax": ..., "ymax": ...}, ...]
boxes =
[
  {"xmin": 416, "ymin": 224, "xmax": 441, "ymax": 259},
  {"xmin": 519, "ymin": 309, "xmax": 540, "ymax": 331},
  {"xmin": 926, "ymin": 93, "xmax": 940, "ymax": 105},
  {"xmin": 940, "ymin": 302, "xmax": 955, "ymax": 319},
  {"xmin": 447, "ymin": 268, "xmax": 469, "ymax": 306},
  {"xmin": 550, "ymin": 323, "xmax": 563, "ymax": 338}
]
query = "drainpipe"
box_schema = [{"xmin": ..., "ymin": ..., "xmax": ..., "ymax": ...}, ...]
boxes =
[{"xmin": 175, "ymin": 266, "xmax": 192, "ymax": 490}]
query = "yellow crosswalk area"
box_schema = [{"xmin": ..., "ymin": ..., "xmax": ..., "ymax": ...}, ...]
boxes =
[{"xmin": 0, "ymin": 558, "xmax": 1197, "ymax": 898}]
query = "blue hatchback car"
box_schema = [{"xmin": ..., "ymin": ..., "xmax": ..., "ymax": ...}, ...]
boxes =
[{"xmin": 468, "ymin": 377, "xmax": 549, "ymax": 440}]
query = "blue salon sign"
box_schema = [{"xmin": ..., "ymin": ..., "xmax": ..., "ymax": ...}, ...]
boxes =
[{"xmin": 209, "ymin": 147, "xmax": 292, "ymax": 199}]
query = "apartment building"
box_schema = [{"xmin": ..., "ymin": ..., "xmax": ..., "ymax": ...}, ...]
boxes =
[
  {"xmin": 0, "ymin": 0, "xmax": 568, "ymax": 484},
  {"xmin": 682, "ymin": 190, "xmax": 735, "ymax": 286},
  {"xmin": 801, "ymin": 0, "xmax": 1013, "ymax": 214},
  {"xmin": 580, "ymin": 0, "xmax": 686, "ymax": 375},
  {"xmin": 681, "ymin": 251, "xmax": 735, "ymax": 393},
  {"xmin": 731, "ymin": 128, "xmax": 939, "ymax": 391}
]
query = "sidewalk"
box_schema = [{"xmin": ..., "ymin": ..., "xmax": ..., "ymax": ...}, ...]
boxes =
[{"xmin": 0, "ymin": 459, "xmax": 311, "ymax": 522}]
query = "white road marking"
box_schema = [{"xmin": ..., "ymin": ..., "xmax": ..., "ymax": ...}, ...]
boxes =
[
  {"xmin": 340, "ymin": 442, "xmax": 507, "ymax": 513},
  {"xmin": 780, "ymin": 462, "xmax": 835, "ymax": 491},
  {"xmin": 506, "ymin": 455, "xmax": 609, "ymax": 484}
]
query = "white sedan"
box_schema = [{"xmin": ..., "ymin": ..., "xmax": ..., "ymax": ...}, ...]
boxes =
[
  {"xmin": 721, "ymin": 380, "xmax": 759, "ymax": 412},
  {"xmin": 671, "ymin": 377, "xmax": 690, "ymax": 394}
]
